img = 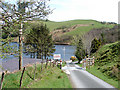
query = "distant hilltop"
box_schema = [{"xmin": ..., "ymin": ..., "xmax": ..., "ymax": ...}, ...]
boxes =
[{"xmin": 39, "ymin": 19, "xmax": 117, "ymax": 45}]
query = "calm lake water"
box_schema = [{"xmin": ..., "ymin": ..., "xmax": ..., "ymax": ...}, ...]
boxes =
[{"xmin": 2, "ymin": 42, "xmax": 76, "ymax": 61}]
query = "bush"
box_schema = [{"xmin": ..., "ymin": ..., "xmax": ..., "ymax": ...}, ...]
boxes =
[{"xmin": 70, "ymin": 56, "xmax": 76, "ymax": 61}]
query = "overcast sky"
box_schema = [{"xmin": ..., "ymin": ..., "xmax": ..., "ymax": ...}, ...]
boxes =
[
  {"xmin": 3, "ymin": 0, "xmax": 120, "ymax": 23},
  {"xmin": 48, "ymin": 0, "xmax": 119, "ymax": 23}
]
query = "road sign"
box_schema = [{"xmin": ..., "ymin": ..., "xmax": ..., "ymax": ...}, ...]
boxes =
[{"xmin": 53, "ymin": 54, "xmax": 61, "ymax": 59}]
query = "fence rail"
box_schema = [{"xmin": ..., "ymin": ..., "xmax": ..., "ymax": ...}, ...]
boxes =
[{"xmin": 82, "ymin": 56, "xmax": 95, "ymax": 69}]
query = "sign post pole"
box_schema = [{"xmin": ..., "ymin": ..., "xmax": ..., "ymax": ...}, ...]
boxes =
[{"xmin": 63, "ymin": 47, "xmax": 65, "ymax": 61}]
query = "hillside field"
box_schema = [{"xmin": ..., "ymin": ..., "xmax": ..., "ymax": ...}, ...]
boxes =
[
  {"xmin": 42, "ymin": 19, "xmax": 115, "ymax": 44},
  {"xmin": 12, "ymin": 19, "xmax": 116, "ymax": 44},
  {"xmin": 87, "ymin": 41, "xmax": 120, "ymax": 88}
]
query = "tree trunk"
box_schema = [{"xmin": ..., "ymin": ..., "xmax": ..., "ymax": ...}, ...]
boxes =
[
  {"xmin": 33, "ymin": 52, "xmax": 35, "ymax": 58},
  {"xmin": 45, "ymin": 58, "xmax": 48, "ymax": 68},
  {"xmin": 30, "ymin": 52, "xmax": 32, "ymax": 58}
]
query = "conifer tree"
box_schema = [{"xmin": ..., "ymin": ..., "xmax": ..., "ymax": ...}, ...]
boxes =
[
  {"xmin": 90, "ymin": 38, "xmax": 101, "ymax": 55},
  {"xmin": 24, "ymin": 23, "xmax": 55, "ymax": 59},
  {"xmin": 75, "ymin": 38, "xmax": 85, "ymax": 63}
]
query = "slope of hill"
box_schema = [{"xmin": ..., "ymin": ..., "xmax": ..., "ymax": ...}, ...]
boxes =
[
  {"xmin": 86, "ymin": 41, "xmax": 119, "ymax": 88},
  {"xmin": 94, "ymin": 41, "xmax": 120, "ymax": 81},
  {"xmin": 26, "ymin": 19, "xmax": 115, "ymax": 45},
  {"xmin": 42, "ymin": 19, "xmax": 115, "ymax": 44},
  {"xmin": 43, "ymin": 19, "xmax": 114, "ymax": 31}
]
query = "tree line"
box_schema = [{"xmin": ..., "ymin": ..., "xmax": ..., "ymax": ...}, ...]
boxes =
[{"xmin": 75, "ymin": 25, "xmax": 119, "ymax": 62}]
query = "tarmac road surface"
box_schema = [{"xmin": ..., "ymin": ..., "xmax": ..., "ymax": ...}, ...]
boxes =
[{"xmin": 62, "ymin": 60, "xmax": 116, "ymax": 89}]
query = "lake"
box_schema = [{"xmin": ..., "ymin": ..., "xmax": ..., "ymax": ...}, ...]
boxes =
[{"xmin": 2, "ymin": 42, "xmax": 76, "ymax": 61}]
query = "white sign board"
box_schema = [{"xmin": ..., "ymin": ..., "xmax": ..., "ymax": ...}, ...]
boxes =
[{"xmin": 53, "ymin": 54, "xmax": 61, "ymax": 59}]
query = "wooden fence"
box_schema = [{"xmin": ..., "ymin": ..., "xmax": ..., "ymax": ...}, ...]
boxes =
[
  {"xmin": 82, "ymin": 56, "xmax": 95, "ymax": 69},
  {"xmin": 0, "ymin": 59, "xmax": 59, "ymax": 89}
]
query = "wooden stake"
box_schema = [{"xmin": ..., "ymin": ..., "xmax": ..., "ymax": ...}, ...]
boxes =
[
  {"xmin": 20, "ymin": 67, "xmax": 25, "ymax": 88},
  {"xmin": 0, "ymin": 72, "xmax": 5, "ymax": 90}
]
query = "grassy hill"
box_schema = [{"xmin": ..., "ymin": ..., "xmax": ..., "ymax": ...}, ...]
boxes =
[
  {"xmin": 42, "ymin": 19, "xmax": 114, "ymax": 31},
  {"xmin": 88, "ymin": 41, "xmax": 120, "ymax": 88},
  {"xmin": 95, "ymin": 41, "xmax": 119, "ymax": 79},
  {"xmin": 95, "ymin": 41, "xmax": 120, "ymax": 86},
  {"xmin": 40, "ymin": 19, "xmax": 115, "ymax": 44},
  {"xmin": 11, "ymin": 19, "xmax": 115, "ymax": 44}
]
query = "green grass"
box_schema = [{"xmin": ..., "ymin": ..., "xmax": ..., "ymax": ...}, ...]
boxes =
[
  {"xmin": 29, "ymin": 67, "xmax": 71, "ymax": 88},
  {"xmin": 43, "ymin": 20, "xmax": 115, "ymax": 44},
  {"xmin": 44, "ymin": 19, "xmax": 97, "ymax": 31},
  {"xmin": 65, "ymin": 22, "xmax": 114, "ymax": 36},
  {"xmin": 2, "ymin": 64, "xmax": 72, "ymax": 88},
  {"xmin": 62, "ymin": 61, "xmax": 66, "ymax": 67},
  {"xmin": 77, "ymin": 63, "xmax": 82, "ymax": 67},
  {"xmin": 65, "ymin": 26, "xmax": 93, "ymax": 36},
  {"xmin": 86, "ymin": 41, "xmax": 120, "ymax": 88},
  {"xmin": 33, "ymin": 19, "xmax": 115, "ymax": 32},
  {"xmin": 86, "ymin": 65, "xmax": 118, "ymax": 88},
  {"xmin": 24, "ymin": 19, "xmax": 115, "ymax": 45}
]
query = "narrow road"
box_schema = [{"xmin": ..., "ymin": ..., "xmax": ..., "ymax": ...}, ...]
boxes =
[{"xmin": 62, "ymin": 60, "xmax": 116, "ymax": 89}]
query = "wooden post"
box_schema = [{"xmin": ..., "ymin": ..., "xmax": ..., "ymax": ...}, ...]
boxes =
[
  {"xmin": 92, "ymin": 56, "xmax": 95, "ymax": 66},
  {"xmin": 41, "ymin": 61, "xmax": 43, "ymax": 72},
  {"xmin": 86, "ymin": 58, "xmax": 88, "ymax": 69},
  {"xmin": 84, "ymin": 56, "xmax": 87, "ymax": 69},
  {"xmin": 60, "ymin": 60, "xmax": 62, "ymax": 69},
  {"xmin": 0, "ymin": 72, "xmax": 5, "ymax": 90},
  {"xmin": 88, "ymin": 58, "xmax": 90, "ymax": 69},
  {"xmin": 82, "ymin": 59, "xmax": 84, "ymax": 68},
  {"xmin": 20, "ymin": 67, "xmax": 25, "ymax": 88}
]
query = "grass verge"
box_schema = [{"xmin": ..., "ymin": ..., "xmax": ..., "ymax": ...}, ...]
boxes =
[
  {"xmin": 62, "ymin": 61, "xmax": 66, "ymax": 67},
  {"xmin": 2, "ymin": 63, "xmax": 72, "ymax": 88},
  {"xmin": 77, "ymin": 63, "xmax": 82, "ymax": 67},
  {"xmin": 86, "ymin": 65, "xmax": 118, "ymax": 88}
]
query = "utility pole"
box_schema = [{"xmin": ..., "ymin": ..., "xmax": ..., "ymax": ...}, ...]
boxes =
[
  {"xmin": 19, "ymin": 22, "xmax": 23, "ymax": 70},
  {"xmin": 63, "ymin": 47, "xmax": 65, "ymax": 61}
]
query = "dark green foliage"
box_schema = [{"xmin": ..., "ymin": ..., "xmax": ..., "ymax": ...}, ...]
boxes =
[
  {"xmin": 95, "ymin": 41, "xmax": 120, "ymax": 81},
  {"xmin": 90, "ymin": 38, "xmax": 101, "ymax": 55},
  {"xmin": 24, "ymin": 23, "xmax": 55, "ymax": 59},
  {"xmin": 75, "ymin": 38, "xmax": 86, "ymax": 63}
]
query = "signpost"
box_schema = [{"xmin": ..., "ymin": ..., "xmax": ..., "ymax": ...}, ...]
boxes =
[
  {"xmin": 53, "ymin": 54, "xmax": 62, "ymax": 69},
  {"xmin": 53, "ymin": 54, "xmax": 61, "ymax": 60}
]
